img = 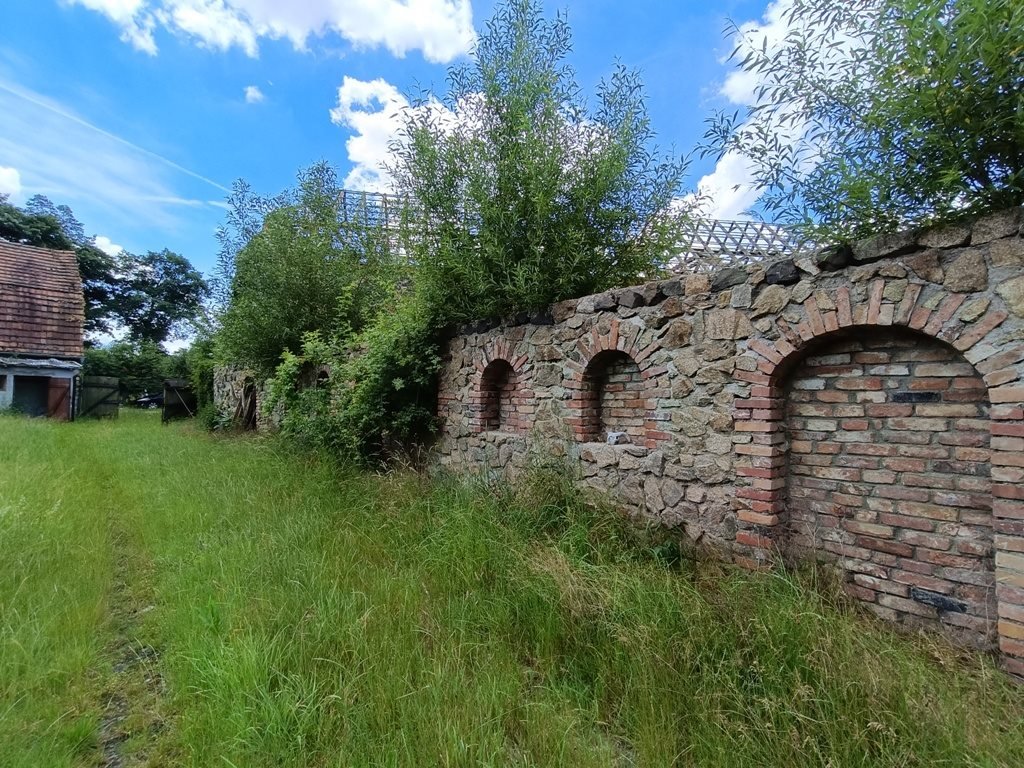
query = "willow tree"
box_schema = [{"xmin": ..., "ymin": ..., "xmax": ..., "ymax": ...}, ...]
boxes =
[
  {"xmin": 389, "ymin": 0, "xmax": 690, "ymax": 322},
  {"xmin": 703, "ymin": 0, "xmax": 1024, "ymax": 241}
]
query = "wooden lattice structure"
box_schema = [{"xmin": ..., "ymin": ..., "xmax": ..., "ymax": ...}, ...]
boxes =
[
  {"xmin": 335, "ymin": 189, "xmax": 808, "ymax": 274},
  {"xmin": 671, "ymin": 218, "xmax": 808, "ymax": 273}
]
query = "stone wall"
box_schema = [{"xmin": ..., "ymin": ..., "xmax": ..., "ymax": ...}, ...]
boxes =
[
  {"xmin": 213, "ymin": 366, "xmax": 265, "ymax": 429},
  {"xmin": 433, "ymin": 206, "xmax": 1024, "ymax": 672}
]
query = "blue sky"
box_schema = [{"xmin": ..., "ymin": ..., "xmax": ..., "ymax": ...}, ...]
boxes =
[{"xmin": 0, "ymin": 0, "xmax": 780, "ymax": 276}]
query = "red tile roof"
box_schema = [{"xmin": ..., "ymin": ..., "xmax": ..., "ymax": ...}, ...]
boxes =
[{"xmin": 0, "ymin": 240, "xmax": 84, "ymax": 359}]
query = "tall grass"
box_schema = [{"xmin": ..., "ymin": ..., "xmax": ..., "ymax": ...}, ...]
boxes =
[{"xmin": 1, "ymin": 412, "xmax": 1021, "ymax": 766}]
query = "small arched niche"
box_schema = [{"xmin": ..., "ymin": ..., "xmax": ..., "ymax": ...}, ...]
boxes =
[
  {"xmin": 479, "ymin": 359, "xmax": 519, "ymax": 433},
  {"xmin": 580, "ymin": 350, "xmax": 645, "ymax": 442}
]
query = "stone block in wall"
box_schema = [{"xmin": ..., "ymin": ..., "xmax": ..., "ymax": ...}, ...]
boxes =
[
  {"xmin": 972, "ymin": 207, "xmax": 1022, "ymax": 244},
  {"xmin": 814, "ymin": 243, "xmax": 854, "ymax": 271},
  {"xmin": 705, "ymin": 309, "xmax": 754, "ymax": 340},
  {"xmin": 997, "ymin": 276, "xmax": 1024, "ymax": 318},
  {"xmin": 943, "ymin": 248, "xmax": 989, "ymax": 293},
  {"xmin": 708, "ymin": 269, "xmax": 742, "ymax": 292},
  {"xmin": 918, "ymin": 223, "xmax": 971, "ymax": 250},
  {"xmin": 852, "ymin": 229, "xmax": 918, "ymax": 263},
  {"xmin": 764, "ymin": 259, "xmax": 800, "ymax": 285},
  {"xmin": 990, "ymin": 238, "xmax": 1024, "ymax": 268},
  {"xmin": 752, "ymin": 285, "xmax": 791, "ymax": 316}
]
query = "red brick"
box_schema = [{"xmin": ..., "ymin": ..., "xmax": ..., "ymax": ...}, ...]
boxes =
[
  {"xmin": 857, "ymin": 536, "xmax": 914, "ymax": 557},
  {"xmin": 895, "ymin": 283, "xmax": 923, "ymax": 326},
  {"xmin": 891, "ymin": 570, "xmax": 953, "ymax": 594},
  {"xmin": 845, "ymin": 584, "xmax": 878, "ymax": 603},
  {"xmin": 734, "ymin": 369, "xmax": 771, "ymax": 385},
  {"xmin": 902, "ymin": 473, "xmax": 956, "ymax": 490},
  {"xmin": 900, "ymin": 531, "xmax": 953, "ymax": 551},
  {"xmin": 835, "ymin": 377, "xmax": 883, "ymax": 390},
  {"xmin": 992, "ymin": 423, "xmax": 1024, "ymax": 437},
  {"xmin": 952, "ymin": 309, "xmax": 1009, "ymax": 352},
  {"xmin": 895, "ymin": 501, "xmax": 960, "ymax": 521},
  {"xmin": 991, "ymin": 405, "xmax": 1024, "ymax": 420},
  {"xmin": 917, "ymin": 549, "xmax": 978, "ymax": 568},
  {"xmin": 879, "ymin": 513, "xmax": 935, "ymax": 532},
  {"xmin": 984, "ymin": 367, "xmax": 1022, "ymax": 387},
  {"xmin": 909, "ymin": 305, "xmax": 932, "ymax": 330},
  {"xmin": 748, "ymin": 338, "xmax": 783, "ymax": 364},
  {"xmin": 994, "ymin": 484, "xmax": 1024, "ymax": 501},
  {"xmin": 845, "ymin": 521, "xmax": 894, "ymax": 538},
  {"xmin": 736, "ymin": 530, "xmax": 774, "ymax": 549},
  {"xmin": 737, "ymin": 510, "xmax": 780, "ymax": 526},
  {"xmin": 852, "ymin": 574, "xmax": 908, "ymax": 597},
  {"xmin": 867, "ymin": 280, "xmax": 884, "ymax": 324},
  {"xmin": 923, "ymin": 294, "xmax": 967, "ymax": 335},
  {"xmin": 806, "ymin": 296, "xmax": 826, "ymax": 336},
  {"xmin": 735, "ymin": 421, "xmax": 781, "ymax": 433},
  {"xmin": 737, "ymin": 488, "xmax": 782, "ymax": 502},
  {"xmin": 909, "ymin": 378, "xmax": 950, "ymax": 391}
]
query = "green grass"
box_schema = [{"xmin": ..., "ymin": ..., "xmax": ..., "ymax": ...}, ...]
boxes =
[{"xmin": 1, "ymin": 412, "xmax": 1022, "ymax": 766}]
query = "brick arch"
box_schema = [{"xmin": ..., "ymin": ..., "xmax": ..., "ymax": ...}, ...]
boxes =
[
  {"xmin": 468, "ymin": 341, "xmax": 533, "ymax": 434},
  {"xmin": 732, "ymin": 278, "xmax": 1023, "ymax": 670},
  {"xmin": 564, "ymin": 317, "xmax": 669, "ymax": 447}
]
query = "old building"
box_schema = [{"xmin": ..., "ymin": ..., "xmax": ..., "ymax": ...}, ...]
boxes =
[{"xmin": 0, "ymin": 241, "xmax": 85, "ymax": 419}]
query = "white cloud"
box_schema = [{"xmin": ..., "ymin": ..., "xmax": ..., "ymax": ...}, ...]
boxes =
[
  {"xmin": 69, "ymin": 0, "xmax": 476, "ymax": 63},
  {"xmin": 692, "ymin": 152, "xmax": 762, "ymax": 220},
  {"xmin": 0, "ymin": 165, "xmax": 21, "ymax": 199},
  {"xmin": 329, "ymin": 76, "xmax": 463, "ymax": 193},
  {"xmin": 0, "ymin": 77, "xmax": 226, "ymax": 231},
  {"xmin": 719, "ymin": 0, "xmax": 795, "ymax": 106},
  {"xmin": 94, "ymin": 235, "xmax": 125, "ymax": 256},
  {"xmin": 71, "ymin": 0, "xmax": 158, "ymax": 54},
  {"xmin": 330, "ymin": 77, "xmax": 409, "ymax": 192},
  {"xmin": 244, "ymin": 85, "xmax": 265, "ymax": 104}
]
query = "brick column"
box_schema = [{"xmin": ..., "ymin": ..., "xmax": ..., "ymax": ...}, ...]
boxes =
[
  {"xmin": 990, "ymin": 392, "xmax": 1024, "ymax": 677},
  {"xmin": 733, "ymin": 375, "xmax": 787, "ymax": 568}
]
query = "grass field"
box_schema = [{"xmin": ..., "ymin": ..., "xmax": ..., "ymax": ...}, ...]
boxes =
[{"xmin": 1, "ymin": 412, "xmax": 1022, "ymax": 767}]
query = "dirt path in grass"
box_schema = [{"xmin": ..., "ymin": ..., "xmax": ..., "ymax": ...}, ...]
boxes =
[{"xmin": 96, "ymin": 524, "xmax": 168, "ymax": 767}]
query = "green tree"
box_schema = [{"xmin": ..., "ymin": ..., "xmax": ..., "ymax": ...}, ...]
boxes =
[
  {"xmin": 390, "ymin": 0, "xmax": 690, "ymax": 321},
  {"xmin": 702, "ymin": 0, "xmax": 1024, "ymax": 241},
  {"xmin": 0, "ymin": 199, "xmax": 72, "ymax": 250},
  {"xmin": 117, "ymin": 249, "xmax": 208, "ymax": 345},
  {"xmin": 217, "ymin": 162, "xmax": 400, "ymax": 373},
  {"xmin": 24, "ymin": 195, "xmax": 87, "ymax": 245},
  {"xmin": 282, "ymin": 0, "xmax": 692, "ymax": 462},
  {"xmin": 213, "ymin": 179, "xmax": 287, "ymax": 307}
]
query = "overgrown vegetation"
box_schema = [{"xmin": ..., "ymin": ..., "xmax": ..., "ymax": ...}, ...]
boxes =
[
  {"xmin": 2, "ymin": 414, "xmax": 1022, "ymax": 766},
  {"xmin": 215, "ymin": 162, "xmax": 403, "ymax": 375},
  {"xmin": 216, "ymin": 0, "xmax": 689, "ymax": 461},
  {"xmin": 702, "ymin": 0, "xmax": 1024, "ymax": 241}
]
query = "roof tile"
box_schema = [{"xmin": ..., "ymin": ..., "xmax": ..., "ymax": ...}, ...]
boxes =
[{"xmin": 0, "ymin": 241, "xmax": 84, "ymax": 359}]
